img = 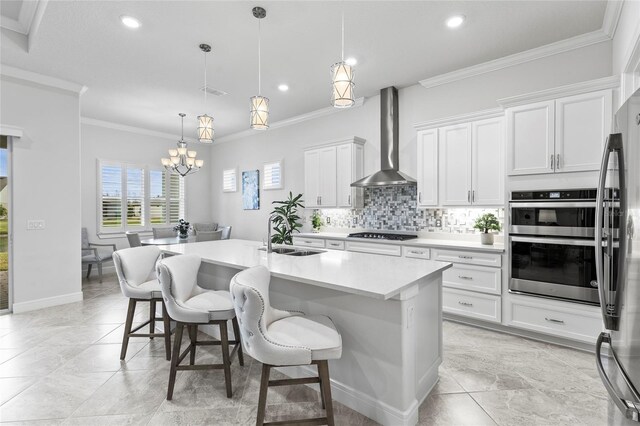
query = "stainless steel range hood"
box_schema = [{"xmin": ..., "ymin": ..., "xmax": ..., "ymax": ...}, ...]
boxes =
[{"xmin": 351, "ymin": 86, "xmax": 417, "ymax": 187}]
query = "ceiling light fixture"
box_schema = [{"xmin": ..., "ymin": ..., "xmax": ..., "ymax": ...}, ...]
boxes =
[
  {"xmin": 250, "ymin": 6, "xmax": 269, "ymax": 130},
  {"xmin": 446, "ymin": 15, "xmax": 465, "ymax": 28},
  {"xmin": 120, "ymin": 15, "xmax": 141, "ymax": 29},
  {"xmin": 161, "ymin": 113, "xmax": 204, "ymax": 177},
  {"xmin": 331, "ymin": 8, "xmax": 355, "ymax": 108},
  {"xmin": 278, "ymin": 84, "xmax": 289, "ymax": 92},
  {"xmin": 197, "ymin": 43, "xmax": 214, "ymax": 143}
]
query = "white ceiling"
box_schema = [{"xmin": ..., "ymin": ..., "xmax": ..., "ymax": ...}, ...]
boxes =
[{"xmin": 0, "ymin": 1, "xmax": 608, "ymax": 139}]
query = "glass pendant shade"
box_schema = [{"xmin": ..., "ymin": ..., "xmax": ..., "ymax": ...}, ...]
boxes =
[
  {"xmin": 197, "ymin": 114, "xmax": 214, "ymax": 143},
  {"xmin": 187, "ymin": 150, "xmax": 197, "ymax": 158},
  {"xmin": 170, "ymin": 156, "xmax": 180, "ymax": 165},
  {"xmin": 331, "ymin": 61, "xmax": 355, "ymax": 108},
  {"xmin": 161, "ymin": 158, "xmax": 171, "ymax": 166},
  {"xmin": 168, "ymin": 149, "xmax": 178, "ymax": 157},
  {"xmin": 250, "ymin": 95, "xmax": 269, "ymax": 130},
  {"xmin": 195, "ymin": 159, "xmax": 204, "ymax": 167}
]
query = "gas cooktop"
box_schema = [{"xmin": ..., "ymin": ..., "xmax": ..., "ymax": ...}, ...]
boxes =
[{"xmin": 347, "ymin": 232, "xmax": 418, "ymax": 241}]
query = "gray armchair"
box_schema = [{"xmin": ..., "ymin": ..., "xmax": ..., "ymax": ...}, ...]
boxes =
[
  {"xmin": 125, "ymin": 231, "xmax": 142, "ymax": 247},
  {"xmin": 193, "ymin": 223, "xmax": 218, "ymax": 234},
  {"xmin": 152, "ymin": 227, "xmax": 176, "ymax": 239},
  {"xmin": 82, "ymin": 228, "xmax": 116, "ymax": 283},
  {"xmin": 219, "ymin": 226, "xmax": 232, "ymax": 240},
  {"xmin": 195, "ymin": 229, "xmax": 222, "ymax": 242}
]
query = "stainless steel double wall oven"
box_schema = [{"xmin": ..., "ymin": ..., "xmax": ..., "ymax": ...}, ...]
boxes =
[{"xmin": 509, "ymin": 189, "xmax": 618, "ymax": 305}]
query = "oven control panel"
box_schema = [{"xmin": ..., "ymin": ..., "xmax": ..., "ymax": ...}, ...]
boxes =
[{"xmin": 511, "ymin": 189, "xmax": 597, "ymax": 201}]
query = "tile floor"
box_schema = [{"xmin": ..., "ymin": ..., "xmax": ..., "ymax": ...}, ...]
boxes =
[{"xmin": 0, "ymin": 273, "xmax": 608, "ymax": 425}]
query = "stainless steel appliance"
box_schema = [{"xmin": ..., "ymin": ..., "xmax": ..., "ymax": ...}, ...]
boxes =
[
  {"xmin": 346, "ymin": 232, "xmax": 418, "ymax": 241},
  {"xmin": 595, "ymin": 89, "xmax": 640, "ymax": 424},
  {"xmin": 509, "ymin": 189, "xmax": 602, "ymax": 304}
]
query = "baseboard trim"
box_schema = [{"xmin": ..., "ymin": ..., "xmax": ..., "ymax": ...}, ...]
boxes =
[{"xmin": 12, "ymin": 291, "xmax": 84, "ymax": 313}]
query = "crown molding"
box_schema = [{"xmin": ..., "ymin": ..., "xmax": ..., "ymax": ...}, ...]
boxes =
[
  {"xmin": 81, "ymin": 117, "xmax": 199, "ymax": 144},
  {"xmin": 497, "ymin": 75, "xmax": 620, "ymax": 108},
  {"xmin": 414, "ymin": 108, "xmax": 504, "ymax": 130},
  {"xmin": 0, "ymin": 64, "xmax": 86, "ymax": 94},
  {"xmin": 0, "ymin": 124, "xmax": 24, "ymax": 138},
  {"xmin": 216, "ymin": 97, "xmax": 365, "ymax": 144},
  {"xmin": 602, "ymin": 1, "xmax": 623, "ymax": 39},
  {"xmin": 419, "ymin": 30, "xmax": 611, "ymax": 90},
  {"xmin": 307, "ymin": 136, "xmax": 367, "ymax": 150}
]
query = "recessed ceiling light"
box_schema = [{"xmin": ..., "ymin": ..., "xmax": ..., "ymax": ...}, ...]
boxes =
[
  {"xmin": 278, "ymin": 84, "xmax": 289, "ymax": 92},
  {"xmin": 446, "ymin": 15, "xmax": 465, "ymax": 28},
  {"xmin": 345, "ymin": 57, "xmax": 357, "ymax": 66},
  {"xmin": 120, "ymin": 15, "xmax": 141, "ymax": 29}
]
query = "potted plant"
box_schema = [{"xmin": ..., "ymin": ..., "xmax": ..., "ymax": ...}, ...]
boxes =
[
  {"xmin": 311, "ymin": 210, "xmax": 323, "ymax": 233},
  {"xmin": 270, "ymin": 192, "xmax": 304, "ymax": 244},
  {"xmin": 473, "ymin": 213, "xmax": 501, "ymax": 245},
  {"xmin": 174, "ymin": 219, "xmax": 191, "ymax": 239}
]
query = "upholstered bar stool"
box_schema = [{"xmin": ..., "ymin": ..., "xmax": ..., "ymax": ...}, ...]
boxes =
[
  {"xmin": 157, "ymin": 254, "xmax": 244, "ymax": 400},
  {"xmin": 230, "ymin": 265, "xmax": 342, "ymax": 426},
  {"xmin": 112, "ymin": 246, "xmax": 172, "ymax": 360}
]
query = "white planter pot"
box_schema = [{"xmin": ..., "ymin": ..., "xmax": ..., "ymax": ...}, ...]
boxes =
[{"xmin": 480, "ymin": 233, "xmax": 494, "ymax": 245}]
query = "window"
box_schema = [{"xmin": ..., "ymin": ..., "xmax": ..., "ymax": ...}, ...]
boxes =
[
  {"xmin": 98, "ymin": 160, "xmax": 186, "ymax": 233},
  {"xmin": 263, "ymin": 160, "xmax": 283, "ymax": 190},
  {"xmin": 222, "ymin": 168, "xmax": 237, "ymax": 192}
]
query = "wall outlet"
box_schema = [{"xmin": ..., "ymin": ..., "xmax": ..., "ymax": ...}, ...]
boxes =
[
  {"xmin": 352, "ymin": 217, "xmax": 357, "ymax": 226},
  {"xmin": 27, "ymin": 220, "xmax": 45, "ymax": 230},
  {"xmin": 326, "ymin": 216, "xmax": 331, "ymax": 225},
  {"xmin": 435, "ymin": 219, "xmax": 442, "ymax": 227}
]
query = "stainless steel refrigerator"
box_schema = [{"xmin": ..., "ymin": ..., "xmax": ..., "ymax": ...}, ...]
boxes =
[{"xmin": 596, "ymin": 88, "xmax": 640, "ymax": 424}]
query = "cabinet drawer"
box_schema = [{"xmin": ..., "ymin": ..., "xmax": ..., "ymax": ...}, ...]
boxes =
[
  {"xmin": 432, "ymin": 248, "xmax": 502, "ymax": 268},
  {"xmin": 508, "ymin": 299, "xmax": 601, "ymax": 343},
  {"xmin": 325, "ymin": 240, "xmax": 345, "ymax": 250},
  {"xmin": 292, "ymin": 237, "xmax": 326, "ymax": 249},
  {"xmin": 443, "ymin": 288, "xmax": 501, "ymax": 323},
  {"xmin": 345, "ymin": 241, "xmax": 402, "ymax": 257},
  {"xmin": 403, "ymin": 246, "xmax": 430, "ymax": 259},
  {"xmin": 443, "ymin": 264, "xmax": 501, "ymax": 295}
]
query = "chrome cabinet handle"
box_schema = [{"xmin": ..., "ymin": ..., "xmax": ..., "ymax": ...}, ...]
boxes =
[
  {"xmin": 545, "ymin": 317, "xmax": 565, "ymax": 324},
  {"xmin": 348, "ymin": 194, "xmax": 351, "ymax": 205},
  {"xmin": 556, "ymin": 154, "xmax": 560, "ymax": 169},
  {"xmin": 472, "ymin": 190, "xmax": 475, "ymax": 203},
  {"xmin": 458, "ymin": 275, "xmax": 473, "ymax": 280},
  {"xmin": 418, "ymin": 192, "xmax": 422, "ymax": 203},
  {"xmin": 467, "ymin": 190, "xmax": 471, "ymax": 203},
  {"xmin": 319, "ymin": 196, "xmax": 321, "ymax": 205},
  {"xmin": 458, "ymin": 301, "xmax": 473, "ymax": 307},
  {"xmin": 458, "ymin": 255, "xmax": 473, "ymax": 259},
  {"xmin": 329, "ymin": 243, "xmax": 340, "ymax": 247},
  {"xmin": 550, "ymin": 154, "xmax": 554, "ymax": 170},
  {"xmin": 409, "ymin": 250, "xmax": 424, "ymax": 255}
]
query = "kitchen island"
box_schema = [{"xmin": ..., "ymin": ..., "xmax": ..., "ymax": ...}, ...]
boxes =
[{"xmin": 159, "ymin": 239, "xmax": 451, "ymax": 425}]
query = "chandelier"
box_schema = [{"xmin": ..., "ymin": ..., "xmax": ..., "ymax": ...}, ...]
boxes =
[
  {"xmin": 250, "ymin": 6, "xmax": 269, "ymax": 130},
  {"xmin": 331, "ymin": 9, "xmax": 355, "ymax": 108},
  {"xmin": 161, "ymin": 113, "xmax": 204, "ymax": 177}
]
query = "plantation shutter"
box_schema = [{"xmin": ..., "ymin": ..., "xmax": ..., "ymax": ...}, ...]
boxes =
[
  {"xmin": 149, "ymin": 169, "xmax": 166, "ymax": 225},
  {"xmin": 263, "ymin": 161, "xmax": 282, "ymax": 190},
  {"xmin": 100, "ymin": 163, "xmax": 123, "ymax": 230},
  {"xmin": 222, "ymin": 168, "xmax": 237, "ymax": 192},
  {"xmin": 126, "ymin": 166, "xmax": 145, "ymax": 227},
  {"xmin": 168, "ymin": 173, "xmax": 184, "ymax": 223}
]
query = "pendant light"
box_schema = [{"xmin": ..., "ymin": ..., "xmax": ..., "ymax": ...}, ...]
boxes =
[
  {"xmin": 331, "ymin": 9, "xmax": 355, "ymax": 108},
  {"xmin": 250, "ymin": 6, "xmax": 269, "ymax": 130},
  {"xmin": 197, "ymin": 43, "xmax": 214, "ymax": 143},
  {"xmin": 161, "ymin": 113, "xmax": 204, "ymax": 177}
]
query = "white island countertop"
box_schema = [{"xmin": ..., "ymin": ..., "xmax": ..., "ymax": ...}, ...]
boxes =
[{"xmin": 159, "ymin": 239, "xmax": 451, "ymax": 300}]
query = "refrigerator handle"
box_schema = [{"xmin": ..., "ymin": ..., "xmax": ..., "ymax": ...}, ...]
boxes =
[
  {"xmin": 595, "ymin": 137, "xmax": 612, "ymax": 327},
  {"xmin": 596, "ymin": 332, "xmax": 640, "ymax": 422}
]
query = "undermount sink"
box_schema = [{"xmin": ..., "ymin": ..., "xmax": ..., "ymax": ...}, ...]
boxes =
[{"xmin": 285, "ymin": 250, "xmax": 325, "ymax": 256}]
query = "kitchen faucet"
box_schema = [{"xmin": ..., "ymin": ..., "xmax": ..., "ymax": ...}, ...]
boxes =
[{"xmin": 267, "ymin": 212, "xmax": 291, "ymax": 253}]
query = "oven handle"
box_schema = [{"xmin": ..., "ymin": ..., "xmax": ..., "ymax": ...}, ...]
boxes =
[
  {"xmin": 510, "ymin": 236, "xmax": 595, "ymax": 246},
  {"xmin": 509, "ymin": 202, "xmax": 596, "ymax": 208}
]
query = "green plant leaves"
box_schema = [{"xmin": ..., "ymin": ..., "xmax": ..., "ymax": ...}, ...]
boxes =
[{"xmin": 270, "ymin": 192, "xmax": 305, "ymax": 245}]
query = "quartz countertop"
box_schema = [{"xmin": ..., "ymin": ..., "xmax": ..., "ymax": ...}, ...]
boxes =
[
  {"xmin": 296, "ymin": 232, "xmax": 505, "ymax": 253},
  {"xmin": 158, "ymin": 239, "xmax": 451, "ymax": 300}
]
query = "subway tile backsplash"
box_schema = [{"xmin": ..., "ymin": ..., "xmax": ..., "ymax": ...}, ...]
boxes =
[{"xmin": 316, "ymin": 185, "xmax": 504, "ymax": 234}]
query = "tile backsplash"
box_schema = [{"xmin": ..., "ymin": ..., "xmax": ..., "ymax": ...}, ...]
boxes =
[{"xmin": 316, "ymin": 185, "xmax": 504, "ymax": 234}]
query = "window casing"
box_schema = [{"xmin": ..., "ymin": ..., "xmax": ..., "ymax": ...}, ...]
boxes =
[{"xmin": 98, "ymin": 160, "xmax": 186, "ymax": 234}]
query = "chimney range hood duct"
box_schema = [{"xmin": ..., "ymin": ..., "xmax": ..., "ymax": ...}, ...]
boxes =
[{"xmin": 351, "ymin": 86, "xmax": 417, "ymax": 187}]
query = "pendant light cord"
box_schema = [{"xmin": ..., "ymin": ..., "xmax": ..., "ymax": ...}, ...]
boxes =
[
  {"xmin": 341, "ymin": 10, "xmax": 345, "ymax": 61},
  {"xmin": 258, "ymin": 18, "xmax": 262, "ymax": 95},
  {"xmin": 203, "ymin": 51, "xmax": 207, "ymax": 107}
]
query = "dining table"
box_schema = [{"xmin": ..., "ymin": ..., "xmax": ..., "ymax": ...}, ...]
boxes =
[{"xmin": 140, "ymin": 236, "xmax": 197, "ymax": 246}]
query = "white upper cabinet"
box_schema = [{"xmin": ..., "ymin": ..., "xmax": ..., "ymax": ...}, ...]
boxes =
[
  {"xmin": 440, "ymin": 124, "xmax": 472, "ymax": 205},
  {"xmin": 472, "ymin": 117, "xmax": 504, "ymax": 205},
  {"xmin": 555, "ymin": 90, "xmax": 612, "ymax": 173},
  {"xmin": 506, "ymin": 89, "xmax": 612, "ymax": 176},
  {"xmin": 416, "ymin": 128, "xmax": 438, "ymax": 207},
  {"xmin": 507, "ymin": 100, "xmax": 555, "ymax": 176},
  {"xmin": 304, "ymin": 138, "xmax": 364, "ymax": 209}
]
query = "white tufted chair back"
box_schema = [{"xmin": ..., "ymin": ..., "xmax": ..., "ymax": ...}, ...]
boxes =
[
  {"xmin": 230, "ymin": 265, "xmax": 311, "ymax": 366},
  {"xmin": 113, "ymin": 246, "xmax": 162, "ymax": 299}
]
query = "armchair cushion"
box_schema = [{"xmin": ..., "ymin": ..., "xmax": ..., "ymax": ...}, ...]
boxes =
[
  {"xmin": 182, "ymin": 290, "xmax": 235, "ymax": 321},
  {"xmin": 267, "ymin": 315, "xmax": 342, "ymax": 361}
]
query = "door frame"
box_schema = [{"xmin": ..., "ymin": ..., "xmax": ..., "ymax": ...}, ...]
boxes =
[{"xmin": 0, "ymin": 135, "xmax": 14, "ymax": 314}]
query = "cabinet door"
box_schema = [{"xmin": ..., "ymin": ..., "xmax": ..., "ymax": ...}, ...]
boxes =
[
  {"xmin": 304, "ymin": 149, "xmax": 321, "ymax": 208},
  {"xmin": 416, "ymin": 129, "xmax": 438, "ymax": 206},
  {"xmin": 555, "ymin": 90, "xmax": 612, "ymax": 173},
  {"xmin": 507, "ymin": 101, "xmax": 555, "ymax": 175},
  {"xmin": 440, "ymin": 124, "xmax": 472, "ymax": 205},
  {"xmin": 318, "ymin": 146, "xmax": 337, "ymax": 207},
  {"xmin": 472, "ymin": 117, "xmax": 504, "ymax": 205},
  {"xmin": 336, "ymin": 144, "xmax": 352, "ymax": 207}
]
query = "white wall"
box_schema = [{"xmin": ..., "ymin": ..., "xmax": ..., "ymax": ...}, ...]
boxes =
[
  {"xmin": 211, "ymin": 41, "xmax": 613, "ymax": 241},
  {"xmin": 81, "ymin": 123, "xmax": 213, "ymax": 250},
  {"xmin": 613, "ymin": 0, "xmax": 640, "ymax": 103},
  {"xmin": 0, "ymin": 75, "xmax": 83, "ymax": 312}
]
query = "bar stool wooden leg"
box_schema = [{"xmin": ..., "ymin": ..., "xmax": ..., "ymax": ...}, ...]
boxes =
[
  {"xmin": 318, "ymin": 360, "xmax": 335, "ymax": 426},
  {"xmin": 162, "ymin": 301, "xmax": 171, "ymax": 361},
  {"xmin": 149, "ymin": 299, "xmax": 156, "ymax": 340},
  {"xmin": 189, "ymin": 325, "xmax": 197, "ymax": 365},
  {"xmin": 318, "ymin": 362, "xmax": 326, "ymax": 409},
  {"xmin": 167, "ymin": 322, "xmax": 184, "ymax": 400},
  {"xmin": 232, "ymin": 317, "xmax": 244, "ymax": 366},
  {"xmin": 219, "ymin": 321, "xmax": 233, "ymax": 398},
  {"xmin": 256, "ymin": 364, "xmax": 271, "ymax": 426},
  {"xmin": 120, "ymin": 299, "xmax": 137, "ymax": 360}
]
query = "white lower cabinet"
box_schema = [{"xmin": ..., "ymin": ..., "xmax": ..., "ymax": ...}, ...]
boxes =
[
  {"xmin": 443, "ymin": 288, "xmax": 501, "ymax": 323},
  {"xmin": 292, "ymin": 237, "xmax": 326, "ymax": 249},
  {"xmin": 432, "ymin": 248, "xmax": 502, "ymax": 268},
  {"xmin": 345, "ymin": 241, "xmax": 402, "ymax": 257},
  {"xmin": 506, "ymin": 295, "xmax": 602, "ymax": 343},
  {"xmin": 402, "ymin": 246, "xmax": 430, "ymax": 259},
  {"xmin": 443, "ymin": 264, "xmax": 501, "ymax": 295},
  {"xmin": 325, "ymin": 240, "xmax": 345, "ymax": 250}
]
